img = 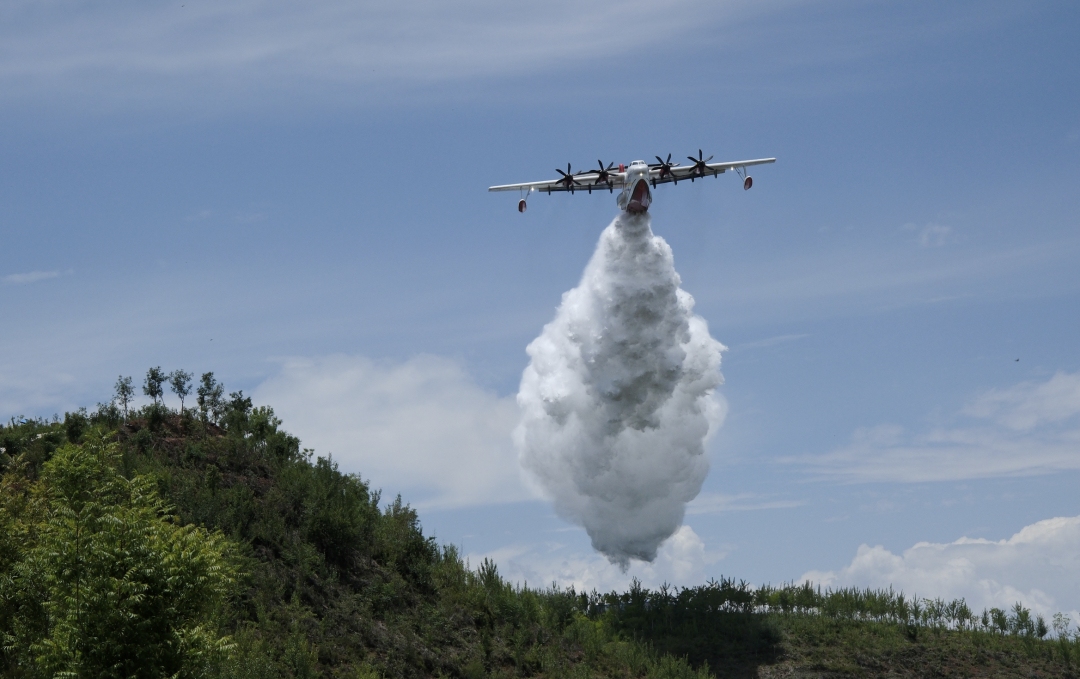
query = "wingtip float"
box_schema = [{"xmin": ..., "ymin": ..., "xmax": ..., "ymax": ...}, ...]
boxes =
[{"xmin": 488, "ymin": 150, "xmax": 775, "ymax": 213}]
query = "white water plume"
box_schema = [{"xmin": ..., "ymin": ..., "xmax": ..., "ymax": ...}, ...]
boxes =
[{"xmin": 515, "ymin": 212, "xmax": 726, "ymax": 569}]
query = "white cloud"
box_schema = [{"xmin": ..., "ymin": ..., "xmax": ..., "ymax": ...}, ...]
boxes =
[
  {"xmin": 3, "ymin": 270, "xmax": 60, "ymax": 285},
  {"xmin": 903, "ymin": 222, "xmax": 953, "ymax": 247},
  {"xmin": 252, "ymin": 354, "xmax": 527, "ymax": 509},
  {"xmin": 963, "ymin": 372, "xmax": 1080, "ymax": 431},
  {"xmin": 0, "ymin": 366, "xmax": 81, "ymax": 419},
  {"xmin": 686, "ymin": 491, "xmax": 803, "ymax": 515},
  {"xmin": 0, "ymin": 0, "xmax": 765, "ymax": 110},
  {"xmin": 703, "ymin": 237, "xmax": 1079, "ymax": 327},
  {"xmin": 475, "ymin": 525, "xmax": 724, "ymax": 593},
  {"xmin": 917, "ymin": 223, "xmax": 952, "ymax": 247},
  {"xmin": 791, "ymin": 371, "xmax": 1080, "ymax": 483},
  {"xmin": 802, "ymin": 515, "xmax": 1080, "ymax": 621},
  {"xmin": 731, "ymin": 333, "xmax": 809, "ymax": 352}
]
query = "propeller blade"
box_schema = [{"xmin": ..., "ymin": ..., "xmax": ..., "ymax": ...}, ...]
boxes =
[
  {"xmin": 686, "ymin": 150, "xmax": 711, "ymax": 174},
  {"xmin": 590, "ymin": 160, "xmax": 616, "ymax": 185}
]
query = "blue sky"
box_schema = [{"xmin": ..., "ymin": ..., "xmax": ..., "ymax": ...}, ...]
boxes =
[{"xmin": 2, "ymin": 0, "xmax": 1079, "ymax": 620}]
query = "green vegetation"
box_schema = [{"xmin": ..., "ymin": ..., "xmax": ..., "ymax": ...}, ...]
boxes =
[
  {"xmin": 2, "ymin": 368, "xmax": 1078, "ymax": 678},
  {"xmin": 1, "ymin": 435, "xmax": 234, "ymax": 678}
]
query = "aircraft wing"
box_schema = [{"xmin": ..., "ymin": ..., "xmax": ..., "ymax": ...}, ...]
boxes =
[
  {"xmin": 488, "ymin": 172, "xmax": 627, "ymax": 193},
  {"xmin": 651, "ymin": 157, "xmax": 776, "ymax": 186}
]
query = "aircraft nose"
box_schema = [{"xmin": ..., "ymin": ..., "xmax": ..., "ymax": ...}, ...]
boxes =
[{"xmin": 626, "ymin": 178, "xmax": 652, "ymax": 214}]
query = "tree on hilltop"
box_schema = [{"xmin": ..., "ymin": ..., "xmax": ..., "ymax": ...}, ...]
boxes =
[
  {"xmin": 114, "ymin": 375, "xmax": 134, "ymax": 419},
  {"xmin": 196, "ymin": 372, "xmax": 225, "ymax": 424},
  {"xmin": 169, "ymin": 369, "xmax": 193, "ymax": 414},
  {"xmin": 143, "ymin": 367, "xmax": 166, "ymax": 406}
]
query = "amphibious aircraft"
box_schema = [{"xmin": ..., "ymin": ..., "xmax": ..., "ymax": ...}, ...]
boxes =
[{"xmin": 488, "ymin": 151, "xmax": 776, "ymax": 213}]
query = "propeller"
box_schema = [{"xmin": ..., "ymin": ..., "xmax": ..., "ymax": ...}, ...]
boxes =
[
  {"xmin": 686, "ymin": 149, "xmax": 714, "ymax": 176},
  {"xmin": 555, "ymin": 163, "xmax": 582, "ymax": 190},
  {"xmin": 650, "ymin": 153, "xmax": 680, "ymax": 181},
  {"xmin": 591, "ymin": 160, "xmax": 616, "ymax": 186}
]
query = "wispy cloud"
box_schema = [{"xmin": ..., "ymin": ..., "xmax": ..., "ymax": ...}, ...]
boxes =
[
  {"xmin": 788, "ymin": 371, "xmax": 1080, "ymax": 483},
  {"xmin": 731, "ymin": 334, "xmax": 809, "ymax": 352},
  {"xmin": 802, "ymin": 515, "xmax": 1080, "ymax": 620},
  {"xmin": 0, "ymin": 0, "xmax": 766, "ymax": 111},
  {"xmin": 902, "ymin": 222, "xmax": 954, "ymax": 248},
  {"xmin": 963, "ymin": 372, "xmax": 1080, "ymax": 431},
  {"xmin": 707, "ymin": 237, "xmax": 1080, "ymax": 323},
  {"xmin": 911, "ymin": 222, "xmax": 953, "ymax": 248},
  {"xmin": 3, "ymin": 270, "xmax": 61, "ymax": 285},
  {"xmin": 687, "ymin": 491, "xmax": 803, "ymax": 515}
]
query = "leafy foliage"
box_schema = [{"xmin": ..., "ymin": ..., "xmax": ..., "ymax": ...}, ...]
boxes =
[
  {"xmin": 196, "ymin": 373, "xmax": 225, "ymax": 425},
  {"xmin": 3, "ymin": 371, "xmax": 1080, "ymax": 678},
  {"xmin": 1, "ymin": 434, "xmax": 234, "ymax": 678},
  {"xmin": 170, "ymin": 370, "xmax": 193, "ymax": 414},
  {"xmin": 143, "ymin": 367, "xmax": 166, "ymax": 406},
  {"xmin": 114, "ymin": 376, "xmax": 135, "ymax": 419}
]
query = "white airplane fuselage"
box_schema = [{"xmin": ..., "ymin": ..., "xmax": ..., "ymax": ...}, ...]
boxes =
[{"xmin": 616, "ymin": 160, "xmax": 653, "ymax": 214}]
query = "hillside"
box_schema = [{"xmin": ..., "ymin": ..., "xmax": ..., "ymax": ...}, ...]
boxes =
[{"xmin": 1, "ymin": 383, "xmax": 1078, "ymax": 678}]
